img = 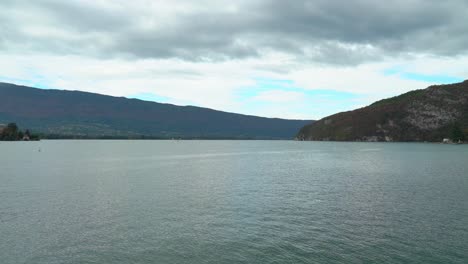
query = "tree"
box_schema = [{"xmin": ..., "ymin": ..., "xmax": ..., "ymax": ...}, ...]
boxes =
[
  {"xmin": 1, "ymin": 123, "xmax": 19, "ymax": 141},
  {"xmin": 6, "ymin": 123, "xmax": 18, "ymax": 133},
  {"xmin": 0, "ymin": 123, "xmax": 39, "ymax": 141},
  {"xmin": 451, "ymin": 123, "xmax": 465, "ymax": 142}
]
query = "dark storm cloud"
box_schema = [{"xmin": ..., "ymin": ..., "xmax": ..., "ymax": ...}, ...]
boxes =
[{"xmin": 1, "ymin": 0, "xmax": 467, "ymax": 64}]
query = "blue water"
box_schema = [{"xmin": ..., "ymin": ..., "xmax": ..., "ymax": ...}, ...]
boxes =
[{"xmin": 1, "ymin": 140, "xmax": 467, "ymax": 263}]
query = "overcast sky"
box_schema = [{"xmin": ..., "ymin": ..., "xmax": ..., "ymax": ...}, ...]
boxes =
[{"xmin": 1, "ymin": 0, "xmax": 467, "ymax": 119}]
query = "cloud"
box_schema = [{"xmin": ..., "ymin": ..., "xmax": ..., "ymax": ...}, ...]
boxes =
[
  {"xmin": 2, "ymin": 0, "xmax": 468, "ymax": 64},
  {"xmin": 1, "ymin": 1, "xmax": 467, "ymax": 119},
  {"xmin": 252, "ymin": 90, "xmax": 304, "ymax": 103},
  {"xmin": 2, "ymin": 51, "xmax": 468, "ymax": 119}
]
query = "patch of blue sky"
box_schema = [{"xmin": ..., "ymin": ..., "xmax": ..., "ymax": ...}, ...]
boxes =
[
  {"xmin": 0, "ymin": 72, "xmax": 58, "ymax": 90},
  {"xmin": 237, "ymin": 77, "xmax": 359, "ymax": 101},
  {"xmin": 400, "ymin": 73, "xmax": 463, "ymax": 84},
  {"xmin": 382, "ymin": 67, "xmax": 403, "ymax": 76},
  {"xmin": 0, "ymin": 75, "xmax": 52, "ymax": 89},
  {"xmin": 128, "ymin": 92, "xmax": 170, "ymax": 103},
  {"xmin": 239, "ymin": 94, "xmax": 365, "ymax": 120},
  {"xmin": 236, "ymin": 77, "xmax": 365, "ymax": 119},
  {"xmin": 383, "ymin": 67, "xmax": 463, "ymax": 84}
]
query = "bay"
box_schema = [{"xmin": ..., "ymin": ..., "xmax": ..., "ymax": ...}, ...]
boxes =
[{"xmin": 1, "ymin": 140, "xmax": 467, "ymax": 263}]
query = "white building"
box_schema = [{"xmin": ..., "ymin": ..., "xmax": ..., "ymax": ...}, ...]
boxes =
[{"xmin": 442, "ymin": 138, "xmax": 452, "ymax": 144}]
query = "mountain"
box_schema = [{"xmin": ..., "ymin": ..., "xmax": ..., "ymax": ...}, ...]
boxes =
[
  {"xmin": 297, "ymin": 80, "xmax": 468, "ymax": 142},
  {"xmin": 0, "ymin": 82, "xmax": 312, "ymax": 139}
]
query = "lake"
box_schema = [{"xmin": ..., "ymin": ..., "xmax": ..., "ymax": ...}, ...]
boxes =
[{"xmin": 1, "ymin": 140, "xmax": 467, "ymax": 263}]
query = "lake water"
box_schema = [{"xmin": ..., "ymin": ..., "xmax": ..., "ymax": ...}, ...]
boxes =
[{"xmin": 1, "ymin": 140, "xmax": 467, "ymax": 263}]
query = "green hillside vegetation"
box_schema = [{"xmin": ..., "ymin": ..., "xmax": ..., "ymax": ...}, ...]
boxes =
[
  {"xmin": 0, "ymin": 82, "xmax": 312, "ymax": 139},
  {"xmin": 297, "ymin": 80, "xmax": 468, "ymax": 142}
]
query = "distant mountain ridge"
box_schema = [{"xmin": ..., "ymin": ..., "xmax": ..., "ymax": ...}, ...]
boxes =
[
  {"xmin": 0, "ymin": 82, "xmax": 312, "ymax": 139},
  {"xmin": 297, "ymin": 80, "xmax": 468, "ymax": 142}
]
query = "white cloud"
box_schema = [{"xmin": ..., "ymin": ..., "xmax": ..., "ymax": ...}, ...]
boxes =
[
  {"xmin": 251, "ymin": 90, "xmax": 304, "ymax": 103},
  {"xmin": 1, "ymin": 0, "xmax": 467, "ymax": 119},
  {"xmin": 1, "ymin": 51, "xmax": 467, "ymax": 119}
]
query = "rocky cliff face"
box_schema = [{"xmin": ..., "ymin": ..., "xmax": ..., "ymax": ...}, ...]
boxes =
[{"xmin": 297, "ymin": 80, "xmax": 468, "ymax": 142}]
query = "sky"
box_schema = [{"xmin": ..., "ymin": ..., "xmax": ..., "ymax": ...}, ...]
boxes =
[{"xmin": 1, "ymin": 0, "xmax": 467, "ymax": 120}]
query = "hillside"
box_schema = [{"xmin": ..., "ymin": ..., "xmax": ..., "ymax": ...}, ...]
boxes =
[
  {"xmin": 0, "ymin": 82, "xmax": 312, "ymax": 139},
  {"xmin": 297, "ymin": 80, "xmax": 468, "ymax": 142}
]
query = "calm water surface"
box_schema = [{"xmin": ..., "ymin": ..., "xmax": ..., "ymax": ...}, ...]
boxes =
[{"xmin": 1, "ymin": 140, "xmax": 467, "ymax": 263}]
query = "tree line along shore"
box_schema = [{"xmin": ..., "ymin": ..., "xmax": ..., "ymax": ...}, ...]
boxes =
[{"xmin": 0, "ymin": 123, "xmax": 40, "ymax": 141}]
